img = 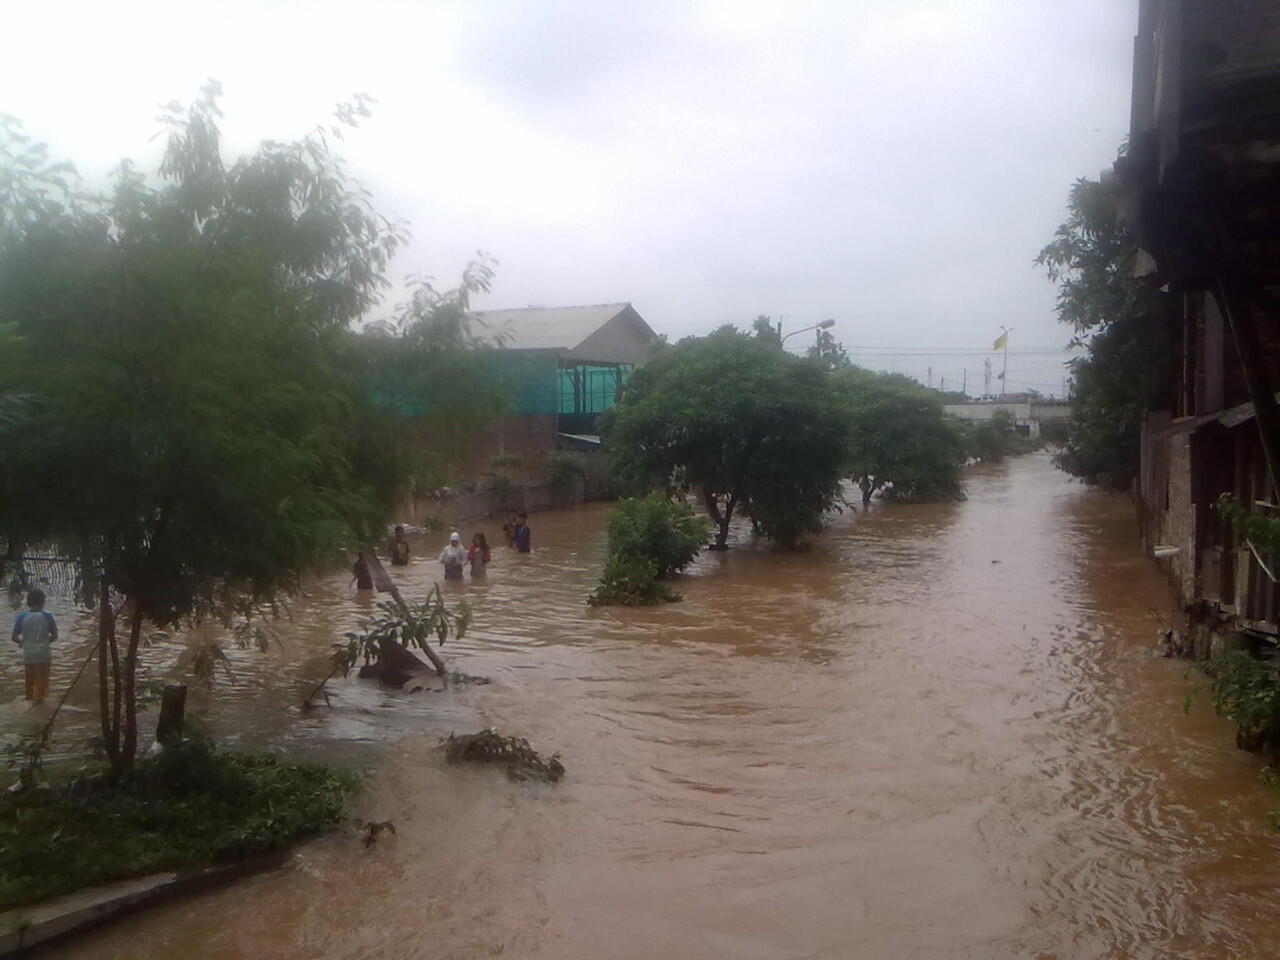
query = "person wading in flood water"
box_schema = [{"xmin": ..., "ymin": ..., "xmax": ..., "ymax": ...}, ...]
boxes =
[
  {"xmin": 468, "ymin": 532, "xmax": 491, "ymax": 579},
  {"xmin": 350, "ymin": 552, "xmax": 374, "ymax": 591},
  {"xmin": 501, "ymin": 513, "xmax": 519, "ymax": 548},
  {"xmin": 388, "ymin": 525, "xmax": 411, "ymax": 566},
  {"xmin": 439, "ymin": 532, "xmax": 467, "ymax": 581},
  {"xmin": 513, "ymin": 513, "xmax": 532, "ymax": 553},
  {"xmin": 11, "ymin": 587, "xmax": 57, "ymax": 704}
]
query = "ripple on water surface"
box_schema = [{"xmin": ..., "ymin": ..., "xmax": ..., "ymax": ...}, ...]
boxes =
[{"xmin": 15, "ymin": 454, "xmax": 1280, "ymax": 960}]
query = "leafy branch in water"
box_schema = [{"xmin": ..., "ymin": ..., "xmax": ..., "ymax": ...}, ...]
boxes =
[
  {"xmin": 303, "ymin": 586, "xmax": 471, "ymax": 707},
  {"xmin": 444, "ymin": 729, "xmax": 564, "ymax": 783}
]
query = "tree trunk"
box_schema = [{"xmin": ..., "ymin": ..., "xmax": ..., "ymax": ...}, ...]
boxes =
[
  {"xmin": 109, "ymin": 610, "xmax": 123, "ymax": 771},
  {"xmin": 366, "ymin": 551, "xmax": 447, "ymax": 678},
  {"xmin": 120, "ymin": 602, "xmax": 145, "ymax": 771},
  {"xmin": 97, "ymin": 585, "xmax": 121, "ymax": 771},
  {"xmin": 704, "ymin": 488, "xmax": 736, "ymax": 550},
  {"xmin": 156, "ymin": 685, "xmax": 187, "ymax": 744}
]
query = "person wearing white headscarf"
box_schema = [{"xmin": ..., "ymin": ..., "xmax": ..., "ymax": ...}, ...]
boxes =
[{"xmin": 438, "ymin": 531, "xmax": 467, "ymax": 580}]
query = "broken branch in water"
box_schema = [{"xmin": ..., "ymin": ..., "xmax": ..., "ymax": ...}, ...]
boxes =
[
  {"xmin": 444, "ymin": 729, "xmax": 565, "ymax": 783},
  {"xmin": 301, "ymin": 583, "xmax": 470, "ymax": 709}
]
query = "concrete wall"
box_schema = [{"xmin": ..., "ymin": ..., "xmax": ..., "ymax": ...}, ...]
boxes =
[
  {"xmin": 1029, "ymin": 403, "xmax": 1071, "ymax": 422},
  {"xmin": 943, "ymin": 402, "xmax": 1032, "ymax": 422},
  {"xmin": 1140, "ymin": 415, "xmax": 1198, "ymax": 609},
  {"xmin": 1162, "ymin": 433, "xmax": 1198, "ymax": 604},
  {"xmin": 458, "ymin": 414, "xmax": 559, "ymax": 486},
  {"xmin": 943, "ymin": 400, "xmax": 1071, "ymax": 438}
]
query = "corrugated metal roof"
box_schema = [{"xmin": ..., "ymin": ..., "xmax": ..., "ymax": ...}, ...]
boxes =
[{"xmin": 473, "ymin": 303, "xmax": 632, "ymax": 352}]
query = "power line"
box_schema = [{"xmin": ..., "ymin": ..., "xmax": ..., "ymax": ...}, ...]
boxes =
[{"xmin": 844, "ymin": 346, "xmax": 1076, "ymax": 357}]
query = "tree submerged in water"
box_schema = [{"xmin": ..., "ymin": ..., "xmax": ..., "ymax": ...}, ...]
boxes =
[
  {"xmin": 835, "ymin": 366, "xmax": 966, "ymax": 505},
  {"xmin": 587, "ymin": 493, "xmax": 707, "ymax": 606},
  {"xmin": 602, "ymin": 327, "xmax": 849, "ymax": 549},
  {"xmin": 0, "ymin": 84, "xmax": 495, "ymax": 775}
]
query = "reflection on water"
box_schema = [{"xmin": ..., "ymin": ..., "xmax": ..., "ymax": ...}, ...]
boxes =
[{"xmin": 11, "ymin": 453, "xmax": 1280, "ymax": 959}]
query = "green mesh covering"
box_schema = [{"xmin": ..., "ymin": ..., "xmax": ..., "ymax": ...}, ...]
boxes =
[
  {"xmin": 558, "ymin": 364, "xmax": 631, "ymax": 414},
  {"xmin": 481, "ymin": 350, "xmax": 561, "ymax": 415},
  {"xmin": 374, "ymin": 352, "xmax": 631, "ymax": 419}
]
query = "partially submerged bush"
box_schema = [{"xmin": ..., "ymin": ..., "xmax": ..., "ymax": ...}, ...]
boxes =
[
  {"xmin": 0, "ymin": 740, "xmax": 356, "ymax": 910},
  {"xmin": 606, "ymin": 492, "xmax": 707, "ymax": 576},
  {"xmin": 588, "ymin": 555, "xmax": 681, "ymax": 606},
  {"xmin": 587, "ymin": 493, "xmax": 706, "ymax": 606},
  {"xmin": 1205, "ymin": 649, "xmax": 1280, "ymax": 753},
  {"xmin": 444, "ymin": 729, "xmax": 564, "ymax": 783}
]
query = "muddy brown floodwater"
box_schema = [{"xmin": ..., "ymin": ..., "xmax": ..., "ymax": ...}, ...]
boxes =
[{"xmin": 12, "ymin": 453, "xmax": 1280, "ymax": 959}]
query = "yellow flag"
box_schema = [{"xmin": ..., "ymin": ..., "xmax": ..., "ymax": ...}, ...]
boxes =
[{"xmin": 993, "ymin": 332, "xmax": 1008, "ymax": 351}]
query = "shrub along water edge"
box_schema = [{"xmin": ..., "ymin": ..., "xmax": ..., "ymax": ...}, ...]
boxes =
[{"xmin": 0, "ymin": 739, "xmax": 357, "ymax": 911}]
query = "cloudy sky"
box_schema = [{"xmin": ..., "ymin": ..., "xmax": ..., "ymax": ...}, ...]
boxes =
[{"xmin": 2, "ymin": 1, "xmax": 1136, "ymax": 397}]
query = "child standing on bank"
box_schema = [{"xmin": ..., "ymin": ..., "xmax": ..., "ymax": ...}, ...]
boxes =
[{"xmin": 11, "ymin": 588, "xmax": 57, "ymax": 704}]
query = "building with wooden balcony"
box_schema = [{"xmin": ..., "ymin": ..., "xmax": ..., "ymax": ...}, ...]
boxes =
[{"xmin": 1124, "ymin": 0, "xmax": 1280, "ymax": 646}]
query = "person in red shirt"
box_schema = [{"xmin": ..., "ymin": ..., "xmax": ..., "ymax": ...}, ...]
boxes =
[{"xmin": 467, "ymin": 533, "xmax": 491, "ymax": 579}]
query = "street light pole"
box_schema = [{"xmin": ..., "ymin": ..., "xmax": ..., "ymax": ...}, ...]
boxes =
[{"xmin": 780, "ymin": 318, "xmax": 835, "ymax": 346}]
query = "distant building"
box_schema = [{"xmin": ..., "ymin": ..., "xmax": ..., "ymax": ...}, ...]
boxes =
[
  {"xmin": 463, "ymin": 302, "xmax": 657, "ymax": 491},
  {"xmin": 942, "ymin": 399, "xmax": 1070, "ymax": 438}
]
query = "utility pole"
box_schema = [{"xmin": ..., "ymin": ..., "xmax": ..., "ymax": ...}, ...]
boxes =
[
  {"xmin": 983, "ymin": 358, "xmax": 991, "ymax": 397},
  {"xmin": 999, "ymin": 326, "xmax": 1011, "ymax": 399},
  {"xmin": 962, "ymin": 368, "xmax": 967, "ymax": 395},
  {"xmin": 927, "ymin": 366, "xmax": 933, "ymax": 389},
  {"xmin": 940, "ymin": 376, "xmax": 945, "ymax": 391}
]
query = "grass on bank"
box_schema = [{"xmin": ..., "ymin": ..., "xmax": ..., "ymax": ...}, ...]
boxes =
[{"xmin": 0, "ymin": 739, "xmax": 356, "ymax": 912}]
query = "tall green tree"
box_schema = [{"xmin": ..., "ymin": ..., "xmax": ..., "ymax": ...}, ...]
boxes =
[
  {"xmin": 836, "ymin": 367, "xmax": 966, "ymax": 504},
  {"xmin": 1036, "ymin": 173, "xmax": 1169, "ymax": 488},
  {"xmin": 0, "ymin": 85, "xmax": 419, "ymax": 773},
  {"xmin": 751, "ymin": 314, "xmax": 780, "ymax": 346},
  {"xmin": 602, "ymin": 326, "xmax": 849, "ymax": 549},
  {"xmin": 351, "ymin": 256, "xmax": 508, "ymax": 499},
  {"xmin": 807, "ymin": 329, "xmax": 850, "ymax": 370}
]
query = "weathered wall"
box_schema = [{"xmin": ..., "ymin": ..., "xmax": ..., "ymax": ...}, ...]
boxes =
[
  {"xmin": 1162, "ymin": 433, "xmax": 1198, "ymax": 604},
  {"xmin": 460, "ymin": 414, "xmax": 559, "ymax": 485},
  {"xmin": 1140, "ymin": 414, "xmax": 1197, "ymax": 607}
]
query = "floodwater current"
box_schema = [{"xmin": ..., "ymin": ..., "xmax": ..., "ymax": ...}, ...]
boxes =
[{"xmin": 9, "ymin": 453, "xmax": 1280, "ymax": 959}]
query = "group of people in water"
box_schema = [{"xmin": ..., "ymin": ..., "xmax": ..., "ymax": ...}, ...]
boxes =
[
  {"xmin": 7, "ymin": 514, "xmax": 534, "ymax": 705},
  {"xmin": 350, "ymin": 513, "xmax": 532, "ymax": 590}
]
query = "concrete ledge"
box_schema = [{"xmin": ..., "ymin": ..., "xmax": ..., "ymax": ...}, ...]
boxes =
[{"xmin": 0, "ymin": 851, "xmax": 288, "ymax": 956}]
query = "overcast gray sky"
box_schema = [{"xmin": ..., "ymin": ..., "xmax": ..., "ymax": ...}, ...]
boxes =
[{"xmin": 2, "ymin": 0, "xmax": 1136, "ymax": 397}]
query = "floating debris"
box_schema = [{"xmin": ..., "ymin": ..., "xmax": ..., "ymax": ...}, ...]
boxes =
[
  {"xmin": 448, "ymin": 672, "xmax": 492, "ymax": 686},
  {"xmin": 362, "ymin": 819, "xmax": 397, "ymax": 849},
  {"xmin": 444, "ymin": 729, "xmax": 565, "ymax": 783}
]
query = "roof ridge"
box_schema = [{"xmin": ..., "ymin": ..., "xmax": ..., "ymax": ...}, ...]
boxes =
[{"xmin": 474, "ymin": 302, "xmax": 629, "ymax": 314}]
